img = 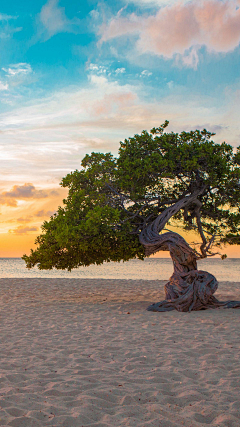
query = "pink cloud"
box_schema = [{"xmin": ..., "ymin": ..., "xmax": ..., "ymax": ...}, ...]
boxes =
[
  {"xmin": 35, "ymin": 209, "xmax": 56, "ymax": 217},
  {"xmin": 0, "ymin": 184, "xmax": 55, "ymax": 207},
  {"xmin": 9, "ymin": 226, "xmax": 39, "ymax": 235},
  {"xmin": 100, "ymin": 1, "xmax": 240, "ymax": 64},
  {"xmin": 100, "ymin": 13, "xmax": 141, "ymax": 42},
  {"xmin": 93, "ymin": 92, "xmax": 136, "ymax": 116}
]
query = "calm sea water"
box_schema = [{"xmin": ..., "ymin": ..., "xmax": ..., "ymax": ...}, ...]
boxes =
[{"xmin": 0, "ymin": 258, "xmax": 239, "ymax": 281}]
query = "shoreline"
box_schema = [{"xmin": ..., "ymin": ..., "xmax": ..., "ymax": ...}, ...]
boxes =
[
  {"xmin": 0, "ymin": 279, "xmax": 239, "ymax": 426},
  {"xmin": 0, "ymin": 258, "xmax": 240, "ymax": 283}
]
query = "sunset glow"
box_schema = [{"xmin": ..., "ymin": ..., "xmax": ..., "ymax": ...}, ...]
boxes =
[{"xmin": 0, "ymin": 0, "xmax": 240, "ymax": 257}]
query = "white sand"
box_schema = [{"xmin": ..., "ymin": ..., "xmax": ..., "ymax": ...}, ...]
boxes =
[{"xmin": 0, "ymin": 278, "xmax": 239, "ymax": 427}]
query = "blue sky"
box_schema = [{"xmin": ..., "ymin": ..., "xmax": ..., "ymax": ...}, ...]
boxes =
[{"xmin": 0, "ymin": 0, "xmax": 240, "ymax": 254}]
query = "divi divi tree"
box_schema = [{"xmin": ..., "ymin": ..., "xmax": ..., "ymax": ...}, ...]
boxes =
[{"xmin": 23, "ymin": 122, "xmax": 240, "ymax": 312}]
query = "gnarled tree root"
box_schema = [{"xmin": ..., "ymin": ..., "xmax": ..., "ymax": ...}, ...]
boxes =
[
  {"xmin": 139, "ymin": 194, "xmax": 240, "ymax": 313},
  {"xmin": 147, "ymin": 270, "xmax": 240, "ymax": 312}
]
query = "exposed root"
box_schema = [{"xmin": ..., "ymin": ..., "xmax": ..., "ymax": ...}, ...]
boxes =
[{"xmin": 147, "ymin": 270, "xmax": 240, "ymax": 312}]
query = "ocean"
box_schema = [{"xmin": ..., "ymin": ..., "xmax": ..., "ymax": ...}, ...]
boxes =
[{"xmin": 0, "ymin": 257, "xmax": 239, "ymax": 281}]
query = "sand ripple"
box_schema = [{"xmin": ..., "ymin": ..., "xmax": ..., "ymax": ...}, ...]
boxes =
[{"xmin": 0, "ymin": 278, "xmax": 239, "ymax": 426}]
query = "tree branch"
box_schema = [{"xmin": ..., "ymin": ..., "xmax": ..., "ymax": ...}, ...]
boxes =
[{"xmin": 194, "ymin": 200, "xmax": 207, "ymax": 257}]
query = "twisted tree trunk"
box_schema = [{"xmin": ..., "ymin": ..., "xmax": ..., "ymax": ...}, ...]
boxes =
[{"xmin": 139, "ymin": 193, "xmax": 240, "ymax": 312}]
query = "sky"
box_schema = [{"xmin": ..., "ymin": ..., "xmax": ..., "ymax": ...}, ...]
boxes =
[{"xmin": 0, "ymin": 0, "xmax": 240, "ymax": 257}]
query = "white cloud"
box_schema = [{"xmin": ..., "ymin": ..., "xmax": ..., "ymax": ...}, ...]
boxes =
[
  {"xmin": 37, "ymin": 0, "xmax": 81, "ymax": 40},
  {"xmin": 40, "ymin": 0, "xmax": 67, "ymax": 35},
  {"xmin": 0, "ymin": 27, "xmax": 22, "ymax": 40},
  {"xmin": 0, "ymin": 74, "xmax": 138, "ymax": 184},
  {"xmin": 140, "ymin": 70, "xmax": 152, "ymax": 77},
  {"xmin": 88, "ymin": 63, "xmax": 99, "ymax": 71},
  {"xmin": 176, "ymin": 46, "xmax": 200, "ymax": 70},
  {"xmin": 167, "ymin": 81, "xmax": 174, "ymax": 90},
  {"xmin": 115, "ymin": 68, "xmax": 126, "ymax": 74},
  {"xmin": 89, "ymin": 10, "xmax": 100, "ymax": 20},
  {"xmin": 2, "ymin": 63, "xmax": 32, "ymax": 77},
  {"xmin": 0, "ymin": 81, "xmax": 8, "ymax": 90},
  {"xmin": 88, "ymin": 63, "xmax": 107, "ymax": 74},
  {"xmin": 0, "ymin": 71, "xmax": 239, "ymax": 188},
  {"xmin": 0, "ymin": 13, "xmax": 17, "ymax": 21},
  {"xmin": 88, "ymin": 64, "xmax": 126, "ymax": 77},
  {"xmin": 0, "ymin": 14, "xmax": 21, "ymax": 40}
]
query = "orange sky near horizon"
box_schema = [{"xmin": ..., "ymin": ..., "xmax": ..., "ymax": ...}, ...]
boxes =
[
  {"xmin": 0, "ymin": 233, "xmax": 240, "ymax": 259},
  {"xmin": 0, "ymin": 181, "xmax": 239, "ymax": 259},
  {"xmin": 0, "ymin": 183, "xmax": 68, "ymax": 258}
]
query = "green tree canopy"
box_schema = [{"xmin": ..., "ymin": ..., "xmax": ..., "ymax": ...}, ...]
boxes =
[{"xmin": 23, "ymin": 121, "xmax": 240, "ymax": 270}]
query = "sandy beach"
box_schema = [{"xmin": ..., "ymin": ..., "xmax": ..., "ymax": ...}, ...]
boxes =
[{"xmin": 0, "ymin": 278, "xmax": 239, "ymax": 427}]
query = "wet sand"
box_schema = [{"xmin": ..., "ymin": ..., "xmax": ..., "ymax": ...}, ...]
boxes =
[{"xmin": 0, "ymin": 278, "xmax": 239, "ymax": 426}]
